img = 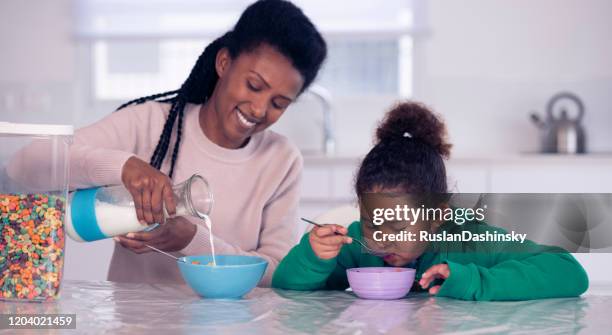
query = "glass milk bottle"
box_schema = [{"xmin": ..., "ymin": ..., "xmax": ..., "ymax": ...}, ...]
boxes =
[{"xmin": 65, "ymin": 174, "xmax": 213, "ymax": 242}]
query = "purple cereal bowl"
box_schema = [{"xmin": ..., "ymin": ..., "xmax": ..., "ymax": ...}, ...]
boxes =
[{"xmin": 347, "ymin": 267, "xmax": 416, "ymax": 300}]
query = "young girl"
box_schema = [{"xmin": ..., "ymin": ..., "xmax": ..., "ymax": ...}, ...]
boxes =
[
  {"xmin": 8, "ymin": 0, "xmax": 326, "ymax": 285},
  {"xmin": 272, "ymin": 102, "xmax": 589, "ymax": 300}
]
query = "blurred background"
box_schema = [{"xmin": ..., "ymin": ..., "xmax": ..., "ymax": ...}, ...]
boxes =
[{"xmin": 1, "ymin": 0, "xmax": 611, "ymax": 284}]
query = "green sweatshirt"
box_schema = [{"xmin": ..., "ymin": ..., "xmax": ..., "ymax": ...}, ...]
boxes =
[{"xmin": 272, "ymin": 220, "xmax": 589, "ymax": 301}]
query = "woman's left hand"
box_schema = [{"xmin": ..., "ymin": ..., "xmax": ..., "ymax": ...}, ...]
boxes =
[
  {"xmin": 419, "ymin": 264, "xmax": 451, "ymax": 295},
  {"xmin": 114, "ymin": 217, "xmax": 197, "ymax": 254}
]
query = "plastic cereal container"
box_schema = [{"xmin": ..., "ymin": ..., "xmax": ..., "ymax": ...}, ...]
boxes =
[{"xmin": 0, "ymin": 122, "xmax": 73, "ymax": 302}]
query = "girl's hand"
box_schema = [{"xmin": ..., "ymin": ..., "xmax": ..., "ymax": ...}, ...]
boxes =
[
  {"xmin": 419, "ymin": 264, "xmax": 451, "ymax": 295},
  {"xmin": 309, "ymin": 224, "xmax": 352, "ymax": 260},
  {"xmin": 114, "ymin": 217, "xmax": 197, "ymax": 253},
  {"xmin": 121, "ymin": 156, "xmax": 177, "ymax": 225}
]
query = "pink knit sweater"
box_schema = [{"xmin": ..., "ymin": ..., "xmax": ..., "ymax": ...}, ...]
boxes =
[{"xmin": 9, "ymin": 101, "xmax": 302, "ymax": 286}]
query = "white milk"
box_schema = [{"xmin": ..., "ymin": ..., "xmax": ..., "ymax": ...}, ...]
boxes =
[
  {"xmin": 202, "ymin": 216, "xmax": 217, "ymax": 266},
  {"xmin": 94, "ymin": 200, "xmax": 147, "ymax": 237},
  {"xmin": 65, "ymin": 198, "xmax": 148, "ymax": 241},
  {"xmin": 96, "ymin": 199, "xmax": 193, "ymax": 237}
]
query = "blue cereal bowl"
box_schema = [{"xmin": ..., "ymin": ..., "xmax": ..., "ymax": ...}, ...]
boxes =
[{"xmin": 177, "ymin": 255, "xmax": 268, "ymax": 299}]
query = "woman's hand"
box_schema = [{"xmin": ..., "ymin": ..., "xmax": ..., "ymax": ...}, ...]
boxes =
[
  {"xmin": 114, "ymin": 217, "xmax": 197, "ymax": 253},
  {"xmin": 419, "ymin": 264, "xmax": 451, "ymax": 295},
  {"xmin": 121, "ymin": 156, "xmax": 177, "ymax": 225},
  {"xmin": 309, "ymin": 224, "xmax": 353, "ymax": 260}
]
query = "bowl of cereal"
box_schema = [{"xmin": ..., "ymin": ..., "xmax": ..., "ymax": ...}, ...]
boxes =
[
  {"xmin": 347, "ymin": 267, "xmax": 416, "ymax": 300},
  {"xmin": 177, "ymin": 255, "xmax": 267, "ymax": 299}
]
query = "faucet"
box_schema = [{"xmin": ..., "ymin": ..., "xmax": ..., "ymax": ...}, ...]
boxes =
[{"xmin": 306, "ymin": 84, "xmax": 335, "ymax": 156}]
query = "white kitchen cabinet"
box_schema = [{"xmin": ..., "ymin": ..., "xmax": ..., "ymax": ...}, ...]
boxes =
[
  {"xmin": 301, "ymin": 166, "xmax": 332, "ymax": 200},
  {"xmin": 490, "ymin": 165, "xmax": 612, "ymax": 193},
  {"xmin": 331, "ymin": 166, "xmax": 358, "ymax": 199},
  {"xmin": 301, "ymin": 154, "xmax": 612, "ymax": 217},
  {"xmin": 446, "ymin": 164, "xmax": 489, "ymax": 193},
  {"xmin": 301, "ymin": 156, "xmax": 360, "ymax": 203}
]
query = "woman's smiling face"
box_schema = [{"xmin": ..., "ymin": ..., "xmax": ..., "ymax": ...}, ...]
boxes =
[{"xmin": 206, "ymin": 43, "xmax": 304, "ymax": 149}]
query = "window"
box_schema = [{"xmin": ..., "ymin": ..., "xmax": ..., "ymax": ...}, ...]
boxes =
[
  {"xmin": 93, "ymin": 39, "xmax": 208, "ymax": 100},
  {"xmin": 76, "ymin": 0, "xmax": 424, "ymax": 101}
]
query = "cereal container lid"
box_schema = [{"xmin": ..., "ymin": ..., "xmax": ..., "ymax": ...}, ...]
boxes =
[{"xmin": 0, "ymin": 121, "xmax": 73, "ymax": 136}]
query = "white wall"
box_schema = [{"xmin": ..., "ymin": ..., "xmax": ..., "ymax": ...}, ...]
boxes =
[
  {"xmin": 0, "ymin": 0, "xmax": 77, "ymax": 125},
  {"xmin": 414, "ymin": 0, "xmax": 612, "ymax": 156}
]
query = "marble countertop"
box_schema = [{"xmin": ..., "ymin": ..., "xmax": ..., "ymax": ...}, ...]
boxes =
[{"xmin": 2, "ymin": 280, "xmax": 611, "ymax": 334}]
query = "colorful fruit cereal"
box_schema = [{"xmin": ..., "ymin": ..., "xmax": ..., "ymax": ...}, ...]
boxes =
[{"xmin": 1, "ymin": 193, "xmax": 65, "ymax": 301}]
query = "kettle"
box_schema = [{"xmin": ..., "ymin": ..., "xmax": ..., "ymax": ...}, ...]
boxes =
[{"xmin": 530, "ymin": 92, "xmax": 587, "ymax": 154}]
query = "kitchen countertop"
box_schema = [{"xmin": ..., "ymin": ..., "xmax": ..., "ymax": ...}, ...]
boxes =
[{"xmin": 2, "ymin": 280, "xmax": 612, "ymax": 334}]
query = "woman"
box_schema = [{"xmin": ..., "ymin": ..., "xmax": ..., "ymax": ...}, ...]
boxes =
[{"xmin": 11, "ymin": 0, "xmax": 326, "ymax": 285}]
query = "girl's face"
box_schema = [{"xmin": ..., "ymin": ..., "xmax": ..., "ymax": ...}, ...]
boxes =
[
  {"xmin": 359, "ymin": 192, "xmax": 444, "ymax": 267},
  {"xmin": 207, "ymin": 43, "xmax": 304, "ymax": 148}
]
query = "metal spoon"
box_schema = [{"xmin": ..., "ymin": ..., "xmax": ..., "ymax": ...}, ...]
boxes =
[
  {"xmin": 146, "ymin": 244, "xmax": 186, "ymax": 263},
  {"xmin": 300, "ymin": 218, "xmax": 389, "ymax": 257}
]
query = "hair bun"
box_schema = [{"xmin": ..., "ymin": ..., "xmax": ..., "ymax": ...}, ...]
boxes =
[{"xmin": 376, "ymin": 101, "xmax": 451, "ymax": 158}]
